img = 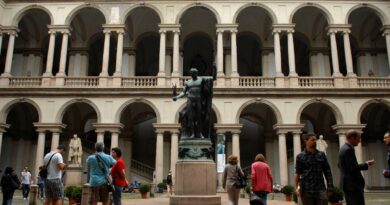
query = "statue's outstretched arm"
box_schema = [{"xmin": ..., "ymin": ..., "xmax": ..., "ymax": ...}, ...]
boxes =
[{"xmin": 173, "ymin": 84, "xmax": 188, "ymax": 101}]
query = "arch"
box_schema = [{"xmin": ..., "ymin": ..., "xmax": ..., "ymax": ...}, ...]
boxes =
[
  {"xmin": 121, "ymin": 3, "xmax": 163, "ymax": 24},
  {"xmin": 12, "ymin": 5, "xmax": 53, "ymax": 26},
  {"xmin": 296, "ymin": 99, "xmax": 343, "ymax": 124},
  {"xmin": 176, "ymin": 3, "xmax": 221, "ymax": 24},
  {"xmin": 237, "ymin": 31, "xmax": 262, "ymax": 46},
  {"xmin": 182, "ymin": 31, "xmax": 214, "ymax": 46},
  {"xmin": 235, "ymin": 99, "xmax": 282, "ymax": 124},
  {"xmin": 174, "ymin": 101, "xmax": 221, "ymax": 124},
  {"xmin": 65, "ymin": 4, "xmax": 107, "ymax": 25},
  {"xmin": 357, "ymin": 99, "xmax": 390, "ymax": 124},
  {"xmin": 233, "ymin": 3, "xmax": 278, "ymax": 24},
  {"xmin": 346, "ymin": 4, "xmax": 388, "ymax": 25},
  {"xmin": 135, "ymin": 31, "xmax": 160, "ymax": 47},
  {"xmin": 115, "ymin": 99, "xmax": 161, "ymax": 124},
  {"xmin": 56, "ymin": 99, "xmax": 101, "ymax": 123},
  {"xmin": 0, "ymin": 98, "xmax": 42, "ymax": 123},
  {"xmin": 289, "ymin": 3, "xmax": 334, "ymax": 24}
]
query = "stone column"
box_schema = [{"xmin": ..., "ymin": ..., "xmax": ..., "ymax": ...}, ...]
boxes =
[
  {"xmin": 339, "ymin": 133, "xmax": 346, "ymax": 149},
  {"xmin": 111, "ymin": 132, "xmax": 119, "ymax": 149},
  {"xmin": 293, "ymin": 133, "xmax": 301, "ymax": 164},
  {"xmin": 231, "ymin": 29, "xmax": 238, "ymax": 77},
  {"xmin": 217, "ymin": 30, "xmax": 224, "ymax": 76},
  {"xmin": 35, "ymin": 131, "xmax": 46, "ymax": 177},
  {"xmin": 383, "ymin": 28, "xmax": 390, "ymax": 72},
  {"xmin": 172, "ymin": 30, "xmax": 180, "ymax": 77},
  {"xmin": 155, "ymin": 131, "xmax": 164, "ymax": 183},
  {"xmin": 97, "ymin": 132, "xmax": 104, "ymax": 143},
  {"xmin": 114, "ymin": 30, "xmax": 124, "ymax": 76},
  {"xmin": 232, "ymin": 132, "xmax": 240, "ymax": 164},
  {"xmin": 57, "ymin": 30, "xmax": 70, "ymax": 76},
  {"xmin": 273, "ymin": 30, "xmax": 283, "ymax": 76},
  {"xmin": 0, "ymin": 33, "xmax": 2, "ymax": 57},
  {"xmin": 355, "ymin": 143, "xmax": 363, "ymax": 163},
  {"xmin": 44, "ymin": 30, "xmax": 56, "ymax": 76},
  {"xmin": 329, "ymin": 30, "xmax": 341, "ymax": 76},
  {"xmin": 343, "ymin": 30, "xmax": 355, "ymax": 76},
  {"xmin": 2, "ymin": 31, "xmax": 17, "ymax": 76},
  {"xmin": 158, "ymin": 30, "xmax": 166, "ymax": 76},
  {"xmin": 170, "ymin": 131, "xmax": 179, "ymax": 180},
  {"xmin": 278, "ymin": 133, "xmax": 288, "ymax": 186},
  {"xmin": 51, "ymin": 132, "xmax": 60, "ymax": 151},
  {"xmin": 100, "ymin": 30, "xmax": 111, "ymax": 77},
  {"xmin": 129, "ymin": 49, "xmax": 136, "ymax": 76},
  {"xmin": 0, "ymin": 124, "xmax": 9, "ymax": 159},
  {"xmin": 287, "ymin": 29, "xmax": 297, "ymax": 76}
]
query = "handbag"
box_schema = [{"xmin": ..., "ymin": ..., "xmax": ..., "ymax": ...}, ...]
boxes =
[
  {"xmin": 249, "ymin": 192, "xmax": 263, "ymax": 205},
  {"xmin": 233, "ymin": 165, "xmax": 247, "ymax": 189},
  {"xmin": 95, "ymin": 154, "xmax": 115, "ymax": 192}
]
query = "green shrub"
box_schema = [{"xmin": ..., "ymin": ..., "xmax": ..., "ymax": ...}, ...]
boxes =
[
  {"xmin": 64, "ymin": 186, "xmax": 76, "ymax": 198},
  {"xmin": 158, "ymin": 182, "xmax": 167, "ymax": 189},
  {"xmin": 72, "ymin": 186, "xmax": 82, "ymax": 199},
  {"xmin": 139, "ymin": 184, "xmax": 151, "ymax": 193},
  {"xmin": 281, "ymin": 185, "xmax": 294, "ymax": 196},
  {"xmin": 328, "ymin": 186, "xmax": 344, "ymax": 203}
]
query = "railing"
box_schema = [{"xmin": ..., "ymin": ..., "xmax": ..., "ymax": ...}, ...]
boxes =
[
  {"xmin": 9, "ymin": 77, "xmax": 42, "ymax": 87},
  {"xmin": 65, "ymin": 77, "xmax": 99, "ymax": 87},
  {"xmin": 299, "ymin": 77, "xmax": 334, "ymax": 88},
  {"xmin": 357, "ymin": 77, "xmax": 390, "ymax": 88},
  {"xmin": 239, "ymin": 77, "xmax": 275, "ymax": 87},
  {"xmin": 131, "ymin": 159, "xmax": 154, "ymax": 181},
  {"xmin": 122, "ymin": 77, "xmax": 157, "ymax": 87}
]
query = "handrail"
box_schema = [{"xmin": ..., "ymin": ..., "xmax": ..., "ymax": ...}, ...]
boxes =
[{"xmin": 131, "ymin": 159, "xmax": 154, "ymax": 181}]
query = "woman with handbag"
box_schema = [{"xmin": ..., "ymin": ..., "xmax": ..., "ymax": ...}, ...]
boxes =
[
  {"xmin": 1, "ymin": 167, "xmax": 21, "ymax": 205},
  {"xmin": 222, "ymin": 155, "xmax": 244, "ymax": 205},
  {"xmin": 251, "ymin": 154, "xmax": 273, "ymax": 205}
]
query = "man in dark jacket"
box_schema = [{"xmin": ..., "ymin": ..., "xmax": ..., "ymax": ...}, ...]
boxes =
[
  {"xmin": 338, "ymin": 130, "xmax": 375, "ymax": 205},
  {"xmin": 1, "ymin": 167, "xmax": 21, "ymax": 205},
  {"xmin": 383, "ymin": 132, "xmax": 390, "ymax": 179}
]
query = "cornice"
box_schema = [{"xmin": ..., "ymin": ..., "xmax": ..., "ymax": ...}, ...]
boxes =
[
  {"xmin": 93, "ymin": 123, "xmax": 124, "ymax": 133},
  {"xmin": 153, "ymin": 123, "xmax": 180, "ymax": 133},
  {"xmin": 273, "ymin": 124, "xmax": 305, "ymax": 134},
  {"xmin": 33, "ymin": 123, "xmax": 66, "ymax": 132},
  {"xmin": 214, "ymin": 124, "xmax": 243, "ymax": 134}
]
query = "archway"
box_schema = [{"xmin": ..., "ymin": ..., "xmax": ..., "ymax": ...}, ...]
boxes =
[
  {"xmin": 281, "ymin": 32, "xmax": 310, "ymax": 76},
  {"xmin": 135, "ymin": 35, "xmax": 159, "ymax": 76}
]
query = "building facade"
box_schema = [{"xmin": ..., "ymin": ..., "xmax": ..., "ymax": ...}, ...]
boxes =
[{"xmin": 0, "ymin": 0, "xmax": 389, "ymax": 189}]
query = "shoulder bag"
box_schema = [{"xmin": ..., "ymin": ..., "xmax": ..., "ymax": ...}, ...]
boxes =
[
  {"xmin": 95, "ymin": 154, "xmax": 115, "ymax": 192},
  {"xmin": 233, "ymin": 165, "xmax": 247, "ymax": 189}
]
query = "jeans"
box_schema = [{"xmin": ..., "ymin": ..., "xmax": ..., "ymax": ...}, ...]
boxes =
[
  {"xmin": 254, "ymin": 191, "xmax": 268, "ymax": 205},
  {"xmin": 2, "ymin": 191, "xmax": 14, "ymax": 205},
  {"xmin": 22, "ymin": 184, "xmax": 30, "ymax": 198},
  {"xmin": 38, "ymin": 183, "xmax": 44, "ymax": 198},
  {"xmin": 113, "ymin": 186, "xmax": 123, "ymax": 205}
]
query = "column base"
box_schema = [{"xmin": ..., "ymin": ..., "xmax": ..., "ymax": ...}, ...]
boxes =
[
  {"xmin": 170, "ymin": 195, "xmax": 221, "ymax": 205},
  {"xmin": 43, "ymin": 72, "xmax": 52, "ymax": 77},
  {"xmin": 0, "ymin": 72, "xmax": 11, "ymax": 77},
  {"xmin": 0, "ymin": 77, "xmax": 10, "ymax": 86},
  {"xmin": 55, "ymin": 76, "xmax": 65, "ymax": 86},
  {"xmin": 332, "ymin": 72, "xmax": 342, "ymax": 77}
]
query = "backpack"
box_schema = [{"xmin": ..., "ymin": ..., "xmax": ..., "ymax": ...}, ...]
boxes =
[{"xmin": 39, "ymin": 153, "xmax": 57, "ymax": 179}]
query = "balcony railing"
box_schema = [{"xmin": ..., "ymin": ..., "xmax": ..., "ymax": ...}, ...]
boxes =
[
  {"xmin": 9, "ymin": 77, "xmax": 42, "ymax": 87},
  {"xmin": 65, "ymin": 77, "xmax": 99, "ymax": 87},
  {"xmin": 357, "ymin": 77, "xmax": 390, "ymax": 88},
  {"xmin": 122, "ymin": 77, "xmax": 157, "ymax": 87},
  {"xmin": 239, "ymin": 77, "xmax": 275, "ymax": 87},
  {"xmin": 299, "ymin": 77, "xmax": 334, "ymax": 88}
]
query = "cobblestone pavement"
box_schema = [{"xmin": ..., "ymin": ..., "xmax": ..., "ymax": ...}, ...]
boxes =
[{"xmin": 2, "ymin": 191, "xmax": 390, "ymax": 205}]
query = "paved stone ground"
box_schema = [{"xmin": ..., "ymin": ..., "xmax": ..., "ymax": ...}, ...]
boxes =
[{"xmin": 2, "ymin": 190, "xmax": 390, "ymax": 205}]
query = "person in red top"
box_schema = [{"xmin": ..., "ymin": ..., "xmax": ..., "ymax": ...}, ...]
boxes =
[
  {"xmin": 251, "ymin": 154, "xmax": 273, "ymax": 205},
  {"xmin": 110, "ymin": 147, "xmax": 128, "ymax": 205}
]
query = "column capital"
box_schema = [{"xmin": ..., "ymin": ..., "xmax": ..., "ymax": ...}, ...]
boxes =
[
  {"xmin": 0, "ymin": 123, "xmax": 10, "ymax": 132},
  {"xmin": 381, "ymin": 25, "xmax": 390, "ymax": 36},
  {"xmin": 47, "ymin": 25, "xmax": 72, "ymax": 34},
  {"xmin": 332, "ymin": 124, "xmax": 366, "ymax": 135},
  {"xmin": 272, "ymin": 24, "xmax": 295, "ymax": 33},
  {"xmin": 33, "ymin": 123, "xmax": 67, "ymax": 132},
  {"xmin": 153, "ymin": 123, "xmax": 181, "ymax": 134},
  {"xmin": 216, "ymin": 24, "xmax": 238, "ymax": 33},
  {"xmin": 214, "ymin": 124, "xmax": 243, "ymax": 134},
  {"xmin": 273, "ymin": 124, "xmax": 305, "ymax": 134},
  {"xmin": 93, "ymin": 123, "xmax": 124, "ymax": 133},
  {"xmin": 159, "ymin": 24, "xmax": 181, "ymax": 33},
  {"xmin": 327, "ymin": 24, "xmax": 351, "ymax": 35}
]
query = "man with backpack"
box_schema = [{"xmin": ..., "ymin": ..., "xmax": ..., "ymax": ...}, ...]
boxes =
[{"xmin": 42, "ymin": 144, "xmax": 66, "ymax": 205}]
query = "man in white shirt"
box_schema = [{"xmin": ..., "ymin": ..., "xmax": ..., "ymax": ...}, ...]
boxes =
[
  {"xmin": 21, "ymin": 167, "xmax": 32, "ymax": 200},
  {"xmin": 43, "ymin": 144, "xmax": 66, "ymax": 205}
]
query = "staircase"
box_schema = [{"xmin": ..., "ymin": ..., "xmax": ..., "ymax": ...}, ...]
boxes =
[{"xmin": 130, "ymin": 159, "xmax": 154, "ymax": 182}]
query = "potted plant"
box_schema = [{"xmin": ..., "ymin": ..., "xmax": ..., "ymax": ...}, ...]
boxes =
[
  {"xmin": 64, "ymin": 186, "xmax": 76, "ymax": 204},
  {"xmin": 281, "ymin": 185, "xmax": 294, "ymax": 201},
  {"xmin": 328, "ymin": 186, "xmax": 344, "ymax": 205},
  {"xmin": 157, "ymin": 182, "xmax": 166, "ymax": 193},
  {"xmin": 72, "ymin": 186, "xmax": 82, "ymax": 204},
  {"xmin": 139, "ymin": 184, "xmax": 151, "ymax": 199}
]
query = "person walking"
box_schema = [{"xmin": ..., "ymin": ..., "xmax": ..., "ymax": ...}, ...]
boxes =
[
  {"xmin": 383, "ymin": 132, "xmax": 390, "ymax": 179},
  {"xmin": 338, "ymin": 130, "xmax": 375, "ymax": 205},
  {"xmin": 37, "ymin": 167, "xmax": 45, "ymax": 200},
  {"xmin": 87, "ymin": 142, "xmax": 116, "ymax": 205},
  {"xmin": 251, "ymin": 154, "xmax": 273, "ymax": 205},
  {"xmin": 1, "ymin": 167, "xmax": 21, "ymax": 205},
  {"xmin": 43, "ymin": 144, "xmax": 66, "ymax": 205},
  {"xmin": 20, "ymin": 166, "xmax": 32, "ymax": 200},
  {"xmin": 222, "ymin": 155, "xmax": 244, "ymax": 205},
  {"xmin": 295, "ymin": 133, "xmax": 334, "ymax": 205},
  {"xmin": 110, "ymin": 147, "xmax": 128, "ymax": 205},
  {"xmin": 166, "ymin": 170, "xmax": 173, "ymax": 195}
]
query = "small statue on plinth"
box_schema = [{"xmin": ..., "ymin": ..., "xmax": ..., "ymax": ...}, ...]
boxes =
[
  {"xmin": 317, "ymin": 135, "xmax": 328, "ymax": 155},
  {"xmin": 68, "ymin": 134, "xmax": 83, "ymax": 166},
  {"xmin": 173, "ymin": 66, "xmax": 216, "ymax": 160}
]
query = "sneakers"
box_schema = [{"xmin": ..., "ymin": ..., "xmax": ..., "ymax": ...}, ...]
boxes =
[{"xmin": 23, "ymin": 198, "xmax": 27, "ymax": 200}]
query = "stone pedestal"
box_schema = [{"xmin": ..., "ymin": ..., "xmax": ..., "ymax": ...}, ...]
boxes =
[
  {"xmin": 64, "ymin": 166, "xmax": 83, "ymax": 186},
  {"xmin": 170, "ymin": 160, "xmax": 221, "ymax": 205}
]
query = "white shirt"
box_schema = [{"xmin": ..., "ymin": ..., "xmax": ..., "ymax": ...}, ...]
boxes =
[
  {"xmin": 43, "ymin": 151, "xmax": 64, "ymax": 180},
  {"xmin": 21, "ymin": 171, "xmax": 31, "ymax": 184}
]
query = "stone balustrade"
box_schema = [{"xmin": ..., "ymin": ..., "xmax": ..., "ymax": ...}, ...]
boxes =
[
  {"xmin": 9, "ymin": 76, "xmax": 42, "ymax": 87},
  {"xmin": 65, "ymin": 77, "xmax": 99, "ymax": 87},
  {"xmin": 239, "ymin": 77, "xmax": 275, "ymax": 87},
  {"xmin": 299, "ymin": 77, "xmax": 334, "ymax": 88},
  {"xmin": 122, "ymin": 76, "xmax": 157, "ymax": 87},
  {"xmin": 357, "ymin": 77, "xmax": 390, "ymax": 88}
]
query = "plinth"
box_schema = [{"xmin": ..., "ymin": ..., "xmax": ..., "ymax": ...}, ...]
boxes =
[
  {"xmin": 170, "ymin": 139, "xmax": 221, "ymax": 205},
  {"xmin": 64, "ymin": 165, "xmax": 83, "ymax": 186}
]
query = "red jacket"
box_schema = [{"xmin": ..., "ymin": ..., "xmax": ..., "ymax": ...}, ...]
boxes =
[{"xmin": 251, "ymin": 161, "xmax": 273, "ymax": 192}]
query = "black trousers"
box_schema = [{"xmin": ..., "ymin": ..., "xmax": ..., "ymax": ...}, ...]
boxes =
[{"xmin": 345, "ymin": 191, "xmax": 365, "ymax": 205}]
